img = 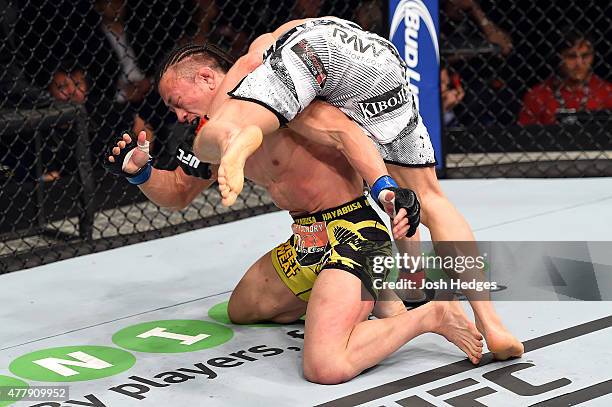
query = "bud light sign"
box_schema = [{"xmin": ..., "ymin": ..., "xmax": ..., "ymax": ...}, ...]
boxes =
[{"xmin": 389, "ymin": 0, "xmax": 442, "ymax": 169}]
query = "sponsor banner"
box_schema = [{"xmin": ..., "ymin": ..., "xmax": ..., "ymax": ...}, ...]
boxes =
[{"xmin": 389, "ymin": 0, "xmax": 442, "ymax": 169}]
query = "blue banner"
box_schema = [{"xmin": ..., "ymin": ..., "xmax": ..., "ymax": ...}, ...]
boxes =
[{"xmin": 388, "ymin": 0, "xmax": 442, "ymax": 169}]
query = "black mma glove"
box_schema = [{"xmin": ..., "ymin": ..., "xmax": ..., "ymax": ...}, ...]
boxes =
[
  {"xmin": 174, "ymin": 117, "xmax": 213, "ymax": 179},
  {"xmin": 384, "ymin": 187, "xmax": 420, "ymax": 238},
  {"xmin": 371, "ymin": 175, "xmax": 420, "ymax": 238},
  {"xmin": 103, "ymin": 130, "xmax": 152, "ymax": 185}
]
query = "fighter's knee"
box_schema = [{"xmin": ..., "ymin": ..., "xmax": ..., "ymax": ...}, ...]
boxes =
[
  {"xmin": 239, "ymin": 51, "xmax": 264, "ymax": 73},
  {"xmin": 269, "ymin": 313, "xmax": 301, "ymax": 324},
  {"xmin": 303, "ymin": 358, "xmax": 354, "ymax": 385},
  {"xmin": 228, "ymin": 295, "xmax": 291, "ymax": 324},
  {"xmin": 227, "ymin": 298, "xmax": 254, "ymax": 325}
]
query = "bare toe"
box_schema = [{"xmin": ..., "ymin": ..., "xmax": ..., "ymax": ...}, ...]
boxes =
[
  {"xmin": 434, "ymin": 302, "xmax": 485, "ymax": 364},
  {"xmin": 222, "ymin": 191, "xmax": 238, "ymax": 207}
]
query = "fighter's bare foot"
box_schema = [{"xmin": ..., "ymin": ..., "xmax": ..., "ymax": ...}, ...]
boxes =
[
  {"xmin": 476, "ymin": 316, "xmax": 524, "ymax": 360},
  {"xmin": 218, "ymin": 125, "xmax": 263, "ymax": 206},
  {"xmin": 217, "ymin": 166, "xmax": 238, "ymax": 206},
  {"xmin": 432, "ymin": 301, "xmax": 483, "ymax": 364}
]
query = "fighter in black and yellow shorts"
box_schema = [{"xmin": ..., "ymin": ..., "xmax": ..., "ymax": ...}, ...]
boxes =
[{"xmin": 271, "ymin": 195, "xmax": 392, "ymax": 301}]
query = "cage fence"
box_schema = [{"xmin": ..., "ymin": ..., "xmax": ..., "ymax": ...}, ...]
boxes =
[{"xmin": 0, "ymin": 0, "xmax": 610, "ymax": 273}]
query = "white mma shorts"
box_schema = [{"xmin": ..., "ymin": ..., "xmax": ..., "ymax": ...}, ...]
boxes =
[{"xmin": 229, "ymin": 17, "xmax": 436, "ymax": 167}]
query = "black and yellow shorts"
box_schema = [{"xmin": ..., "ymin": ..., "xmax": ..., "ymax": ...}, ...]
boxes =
[{"xmin": 271, "ymin": 195, "xmax": 392, "ymax": 301}]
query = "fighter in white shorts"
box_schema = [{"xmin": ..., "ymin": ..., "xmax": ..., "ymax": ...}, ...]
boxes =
[
  {"xmin": 159, "ymin": 18, "xmax": 524, "ymax": 361},
  {"xmin": 228, "ymin": 17, "xmax": 435, "ymax": 168}
]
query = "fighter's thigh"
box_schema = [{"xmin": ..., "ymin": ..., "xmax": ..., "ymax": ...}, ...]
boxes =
[
  {"xmin": 205, "ymin": 54, "xmax": 281, "ymax": 135},
  {"xmin": 212, "ymin": 98, "xmax": 281, "ymax": 135},
  {"xmin": 228, "ymin": 250, "xmax": 306, "ymax": 324},
  {"xmin": 303, "ymin": 269, "xmax": 373, "ymax": 359},
  {"xmin": 386, "ymin": 164, "xmax": 442, "ymax": 194}
]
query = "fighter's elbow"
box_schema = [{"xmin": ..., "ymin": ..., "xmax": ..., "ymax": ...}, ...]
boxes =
[
  {"xmin": 334, "ymin": 140, "xmax": 346, "ymax": 153},
  {"xmin": 168, "ymin": 201, "xmax": 190, "ymax": 211},
  {"xmin": 164, "ymin": 203, "xmax": 183, "ymax": 212},
  {"xmin": 157, "ymin": 192, "xmax": 191, "ymax": 211},
  {"xmin": 148, "ymin": 196, "xmax": 189, "ymax": 212},
  {"xmin": 167, "ymin": 171, "xmax": 198, "ymax": 211},
  {"xmin": 165, "ymin": 192, "xmax": 196, "ymax": 211},
  {"xmin": 329, "ymin": 131, "xmax": 346, "ymax": 151}
]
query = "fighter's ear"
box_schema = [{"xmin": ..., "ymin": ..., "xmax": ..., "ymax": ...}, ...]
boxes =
[{"xmin": 196, "ymin": 66, "xmax": 217, "ymax": 90}]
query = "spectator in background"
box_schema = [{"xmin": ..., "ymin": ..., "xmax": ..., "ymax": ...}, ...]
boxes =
[
  {"xmin": 93, "ymin": 0, "xmax": 150, "ymax": 105},
  {"xmin": 441, "ymin": 0, "xmax": 516, "ymax": 127},
  {"xmin": 48, "ymin": 0, "xmax": 152, "ymax": 107},
  {"xmin": 48, "ymin": 67, "xmax": 87, "ymax": 105},
  {"xmin": 41, "ymin": 0, "xmax": 160, "ymax": 167},
  {"xmin": 43, "ymin": 65, "xmax": 89, "ymax": 181},
  {"xmin": 442, "ymin": 0, "xmax": 512, "ymax": 56},
  {"xmin": 518, "ymin": 30, "xmax": 612, "ymax": 125},
  {"xmin": 441, "ymin": 63, "xmax": 465, "ymax": 127},
  {"xmin": 187, "ymin": 0, "xmax": 250, "ymax": 58}
]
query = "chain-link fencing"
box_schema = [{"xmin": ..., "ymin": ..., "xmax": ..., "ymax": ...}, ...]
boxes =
[
  {"xmin": 0, "ymin": 0, "xmax": 387, "ymax": 273},
  {"xmin": 1, "ymin": 0, "xmax": 610, "ymax": 273},
  {"xmin": 441, "ymin": 0, "xmax": 611, "ymax": 178}
]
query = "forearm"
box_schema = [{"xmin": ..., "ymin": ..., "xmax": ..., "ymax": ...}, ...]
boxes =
[
  {"xmin": 470, "ymin": 3, "xmax": 500, "ymax": 37},
  {"xmin": 139, "ymin": 167, "xmax": 215, "ymax": 210},
  {"xmin": 336, "ymin": 131, "xmax": 388, "ymax": 187},
  {"xmin": 290, "ymin": 102, "xmax": 388, "ymax": 186},
  {"xmin": 468, "ymin": 3, "xmax": 488, "ymax": 27}
]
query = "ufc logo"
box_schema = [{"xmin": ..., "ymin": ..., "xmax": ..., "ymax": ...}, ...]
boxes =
[
  {"xmin": 392, "ymin": 363, "xmax": 589, "ymax": 407},
  {"xmin": 176, "ymin": 148, "xmax": 200, "ymax": 168}
]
